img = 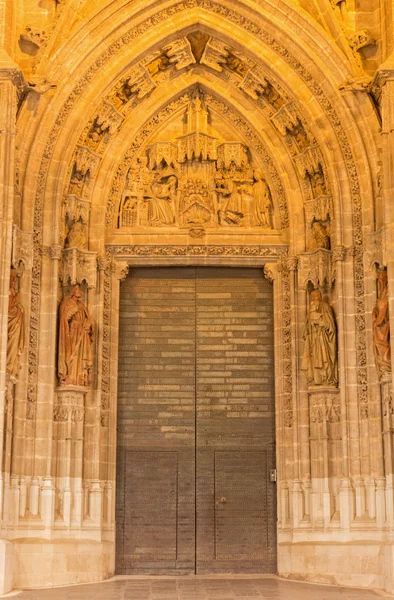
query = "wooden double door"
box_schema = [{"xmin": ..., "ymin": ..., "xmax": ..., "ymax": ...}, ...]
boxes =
[{"xmin": 116, "ymin": 267, "xmax": 276, "ymax": 574}]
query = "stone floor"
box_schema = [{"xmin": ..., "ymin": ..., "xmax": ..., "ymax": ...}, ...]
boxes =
[{"xmin": 11, "ymin": 576, "xmax": 389, "ymax": 600}]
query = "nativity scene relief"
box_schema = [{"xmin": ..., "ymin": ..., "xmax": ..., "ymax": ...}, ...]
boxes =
[{"xmin": 117, "ymin": 91, "xmax": 274, "ymax": 235}]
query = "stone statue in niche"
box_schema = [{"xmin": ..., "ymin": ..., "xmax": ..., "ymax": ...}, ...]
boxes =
[
  {"xmin": 65, "ymin": 220, "xmax": 88, "ymax": 249},
  {"xmin": 7, "ymin": 269, "xmax": 25, "ymax": 382},
  {"xmin": 309, "ymin": 166, "xmax": 328, "ymax": 198},
  {"xmin": 302, "ymin": 289, "xmax": 338, "ymax": 386},
  {"xmin": 252, "ymin": 170, "xmax": 273, "ymax": 227},
  {"xmin": 58, "ymin": 284, "xmax": 94, "ymax": 387},
  {"xmin": 372, "ymin": 269, "xmax": 391, "ymax": 378},
  {"xmin": 308, "ymin": 220, "xmax": 330, "ymax": 250},
  {"xmin": 143, "ymin": 173, "xmax": 177, "ymax": 226}
]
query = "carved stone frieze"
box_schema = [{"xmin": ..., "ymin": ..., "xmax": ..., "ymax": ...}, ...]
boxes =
[
  {"xmin": 61, "ymin": 248, "xmax": 98, "ymax": 289},
  {"xmin": 107, "ymin": 244, "xmax": 286, "ymax": 258},
  {"xmin": 12, "ymin": 225, "xmax": 33, "ymax": 270}
]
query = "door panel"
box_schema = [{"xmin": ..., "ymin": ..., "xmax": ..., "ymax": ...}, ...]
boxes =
[
  {"xmin": 116, "ymin": 268, "xmax": 196, "ymax": 574},
  {"xmin": 116, "ymin": 267, "xmax": 276, "ymax": 575},
  {"xmin": 195, "ymin": 268, "xmax": 276, "ymax": 573}
]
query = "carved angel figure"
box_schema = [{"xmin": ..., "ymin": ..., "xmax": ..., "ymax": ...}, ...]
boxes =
[
  {"xmin": 301, "ymin": 289, "xmax": 338, "ymax": 386},
  {"xmin": 58, "ymin": 284, "xmax": 94, "ymax": 386},
  {"xmin": 372, "ymin": 269, "xmax": 391, "ymax": 378},
  {"xmin": 7, "ymin": 270, "xmax": 25, "ymax": 382}
]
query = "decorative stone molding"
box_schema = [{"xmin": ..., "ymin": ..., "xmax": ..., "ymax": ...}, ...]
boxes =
[
  {"xmin": 107, "ymin": 244, "xmax": 287, "ymax": 258},
  {"xmin": 74, "ymin": 146, "xmax": 100, "ymax": 179},
  {"xmin": 298, "ymin": 249, "xmax": 333, "ymax": 289},
  {"xmin": 61, "ymin": 248, "xmax": 98, "ymax": 289},
  {"xmin": 278, "ymin": 254, "xmax": 293, "ymax": 428},
  {"xmin": 11, "ymin": 226, "xmax": 33, "ymax": 269}
]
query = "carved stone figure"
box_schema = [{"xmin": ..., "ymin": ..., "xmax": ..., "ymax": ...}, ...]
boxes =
[
  {"xmin": 143, "ymin": 173, "xmax": 177, "ymax": 225},
  {"xmin": 58, "ymin": 284, "xmax": 94, "ymax": 386},
  {"xmin": 7, "ymin": 270, "xmax": 25, "ymax": 382},
  {"xmin": 65, "ymin": 220, "xmax": 88, "ymax": 249},
  {"xmin": 308, "ymin": 220, "xmax": 330, "ymax": 250},
  {"xmin": 302, "ymin": 289, "xmax": 338, "ymax": 386},
  {"xmin": 372, "ymin": 269, "xmax": 391, "ymax": 378},
  {"xmin": 252, "ymin": 171, "xmax": 273, "ymax": 227}
]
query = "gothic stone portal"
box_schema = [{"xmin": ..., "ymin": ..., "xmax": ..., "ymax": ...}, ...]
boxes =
[{"xmin": 115, "ymin": 267, "xmax": 276, "ymax": 574}]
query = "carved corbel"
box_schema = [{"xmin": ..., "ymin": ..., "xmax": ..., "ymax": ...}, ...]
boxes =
[
  {"xmin": 12, "ymin": 226, "xmax": 33, "ymax": 270},
  {"xmin": 61, "ymin": 248, "xmax": 98, "ymax": 289},
  {"xmin": 54, "ymin": 387, "xmax": 85, "ymax": 423},
  {"xmin": 263, "ymin": 263, "xmax": 278, "ymax": 282},
  {"xmin": 63, "ymin": 195, "xmax": 90, "ymax": 224},
  {"xmin": 20, "ymin": 26, "xmax": 49, "ymax": 49},
  {"xmin": 298, "ymin": 249, "xmax": 333, "ymax": 290},
  {"xmin": 113, "ymin": 260, "xmax": 130, "ymax": 282},
  {"xmin": 365, "ymin": 228, "xmax": 387, "ymax": 271}
]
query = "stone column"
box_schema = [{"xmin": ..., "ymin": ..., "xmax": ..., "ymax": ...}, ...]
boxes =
[
  {"xmin": 0, "ymin": 50, "xmax": 22, "ymax": 597},
  {"xmin": 373, "ymin": 56, "xmax": 394, "ymax": 529}
]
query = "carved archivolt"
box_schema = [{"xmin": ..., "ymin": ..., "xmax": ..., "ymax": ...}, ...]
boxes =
[{"xmin": 28, "ymin": 0, "xmax": 367, "ymax": 423}]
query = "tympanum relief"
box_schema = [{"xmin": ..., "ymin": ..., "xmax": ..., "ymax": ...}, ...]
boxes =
[{"xmin": 117, "ymin": 91, "xmax": 275, "ymax": 235}]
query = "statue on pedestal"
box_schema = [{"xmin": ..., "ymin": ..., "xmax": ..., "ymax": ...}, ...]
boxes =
[
  {"xmin": 58, "ymin": 284, "xmax": 94, "ymax": 386},
  {"xmin": 372, "ymin": 269, "xmax": 391, "ymax": 378},
  {"xmin": 302, "ymin": 289, "xmax": 338, "ymax": 386},
  {"xmin": 7, "ymin": 269, "xmax": 25, "ymax": 382}
]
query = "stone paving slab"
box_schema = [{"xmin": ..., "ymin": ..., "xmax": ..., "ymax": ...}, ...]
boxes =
[{"xmin": 9, "ymin": 576, "xmax": 391, "ymax": 600}]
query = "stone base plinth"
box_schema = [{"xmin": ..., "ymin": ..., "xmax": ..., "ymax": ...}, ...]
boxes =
[
  {"xmin": 278, "ymin": 541, "xmax": 394, "ymax": 593},
  {"xmin": 13, "ymin": 540, "xmax": 114, "ymax": 589},
  {"xmin": 0, "ymin": 539, "xmax": 13, "ymax": 594}
]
